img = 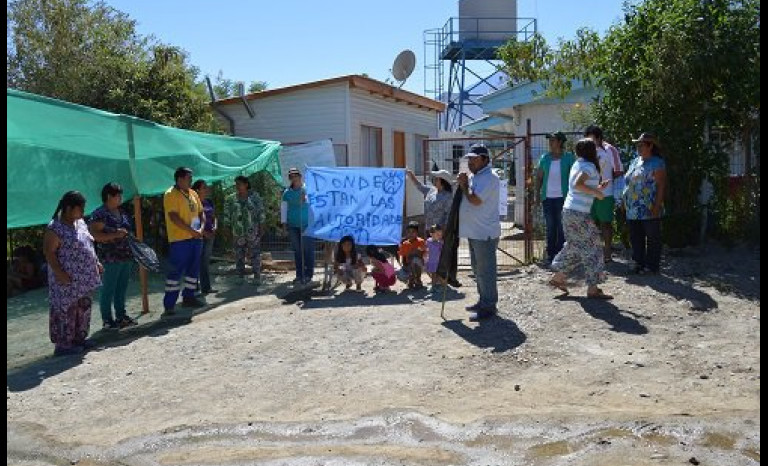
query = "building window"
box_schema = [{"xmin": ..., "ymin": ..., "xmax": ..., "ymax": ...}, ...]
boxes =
[
  {"xmin": 414, "ymin": 135, "xmax": 428, "ymax": 175},
  {"xmin": 361, "ymin": 125, "xmax": 382, "ymax": 167}
]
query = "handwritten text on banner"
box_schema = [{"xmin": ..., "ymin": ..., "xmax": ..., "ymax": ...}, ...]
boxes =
[{"xmin": 305, "ymin": 167, "xmax": 405, "ymax": 245}]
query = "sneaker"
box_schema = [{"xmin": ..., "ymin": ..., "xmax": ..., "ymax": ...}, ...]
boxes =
[
  {"xmin": 292, "ymin": 278, "xmax": 303, "ymax": 285},
  {"xmin": 465, "ymin": 303, "xmax": 483, "ymax": 312},
  {"xmin": 161, "ymin": 308, "xmax": 176, "ymax": 317},
  {"xmin": 469, "ymin": 310, "xmax": 497, "ymax": 322},
  {"xmin": 102, "ymin": 320, "xmax": 119, "ymax": 331},
  {"xmin": 117, "ymin": 316, "xmax": 138, "ymax": 329},
  {"xmin": 182, "ymin": 297, "xmax": 205, "ymax": 308},
  {"xmin": 201, "ymin": 289, "xmax": 217, "ymax": 295},
  {"xmin": 447, "ymin": 278, "xmax": 463, "ymax": 288}
]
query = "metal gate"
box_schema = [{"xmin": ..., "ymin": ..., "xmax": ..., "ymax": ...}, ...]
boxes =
[
  {"xmin": 422, "ymin": 135, "xmax": 537, "ymax": 269},
  {"xmin": 422, "ymin": 130, "xmax": 585, "ymax": 269}
]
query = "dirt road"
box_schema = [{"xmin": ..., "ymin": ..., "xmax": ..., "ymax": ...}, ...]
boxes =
[{"xmin": 6, "ymin": 246, "xmax": 760, "ymax": 465}]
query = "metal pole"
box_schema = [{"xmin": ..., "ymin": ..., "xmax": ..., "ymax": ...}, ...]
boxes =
[
  {"xmin": 446, "ymin": 60, "xmax": 455, "ymax": 131},
  {"xmin": 458, "ymin": 53, "xmax": 467, "ymax": 130},
  {"xmin": 299, "ymin": 186, "xmax": 306, "ymax": 286},
  {"xmin": 133, "ymin": 195, "xmax": 150, "ymax": 315},
  {"xmin": 524, "ymin": 119, "xmax": 533, "ymax": 263}
]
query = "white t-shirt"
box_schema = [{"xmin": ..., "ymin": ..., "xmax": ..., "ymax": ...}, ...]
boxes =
[
  {"xmin": 546, "ymin": 159, "xmax": 563, "ymax": 198},
  {"xmin": 563, "ymin": 159, "xmax": 600, "ymax": 213},
  {"xmin": 596, "ymin": 144, "xmax": 615, "ymax": 196}
]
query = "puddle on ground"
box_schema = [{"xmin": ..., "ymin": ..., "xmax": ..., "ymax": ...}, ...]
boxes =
[
  {"xmin": 703, "ymin": 432, "xmax": 736, "ymax": 450},
  {"xmin": 741, "ymin": 448, "xmax": 760, "ymax": 461},
  {"xmin": 158, "ymin": 445, "xmax": 464, "ymax": 465},
  {"xmin": 8, "ymin": 413, "xmax": 761, "ymax": 466},
  {"xmin": 529, "ymin": 440, "xmax": 573, "ymax": 458}
]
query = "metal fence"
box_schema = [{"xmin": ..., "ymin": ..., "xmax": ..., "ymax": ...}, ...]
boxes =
[
  {"xmin": 423, "ymin": 136, "xmax": 529, "ymax": 269},
  {"xmin": 421, "ymin": 132, "xmax": 585, "ymax": 269},
  {"xmin": 525, "ymin": 131, "xmax": 584, "ymax": 263}
]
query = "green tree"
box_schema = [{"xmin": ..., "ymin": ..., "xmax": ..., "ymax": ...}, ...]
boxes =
[
  {"xmin": 499, "ymin": 0, "xmax": 760, "ymax": 246},
  {"xmin": 7, "ymin": 0, "xmax": 220, "ymax": 132},
  {"xmin": 7, "ymin": 0, "xmax": 278, "ymax": 252}
]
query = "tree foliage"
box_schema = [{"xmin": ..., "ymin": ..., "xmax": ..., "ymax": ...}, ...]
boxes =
[
  {"xmin": 7, "ymin": 0, "xmax": 277, "ymax": 253},
  {"xmin": 7, "ymin": 0, "xmax": 220, "ymax": 132},
  {"xmin": 499, "ymin": 0, "xmax": 760, "ymax": 246}
]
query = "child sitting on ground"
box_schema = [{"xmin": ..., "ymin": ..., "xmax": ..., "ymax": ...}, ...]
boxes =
[
  {"xmin": 398, "ymin": 221, "xmax": 427, "ymax": 289},
  {"xmin": 365, "ymin": 245, "xmax": 396, "ymax": 293},
  {"xmin": 334, "ymin": 235, "xmax": 366, "ymax": 291},
  {"xmin": 424, "ymin": 224, "xmax": 445, "ymax": 289}
]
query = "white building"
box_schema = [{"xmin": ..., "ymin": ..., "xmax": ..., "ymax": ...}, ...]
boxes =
[
  {"xmin": 460, "ymin": 80, "xmax": 599, "ymax": 137},
  {"xmin": 213, "ymin": 75, "xmax": 445, "ymax": 216}
]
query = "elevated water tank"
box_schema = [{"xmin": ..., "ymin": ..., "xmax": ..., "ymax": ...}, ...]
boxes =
[{"xmin": 458, "ymin": 0, "xmax": 518, "ymax": 42}]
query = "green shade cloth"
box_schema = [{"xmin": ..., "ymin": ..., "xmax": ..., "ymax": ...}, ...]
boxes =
[{"xmin": 7, "ymin": 88, "xmax": 282, "ymax": 228}]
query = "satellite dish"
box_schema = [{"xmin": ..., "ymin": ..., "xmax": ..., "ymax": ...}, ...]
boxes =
[{"xmin": 391, "ymin": 50, "xmax": 416, "ymax": 88}]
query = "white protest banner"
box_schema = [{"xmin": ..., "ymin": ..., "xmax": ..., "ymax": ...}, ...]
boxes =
[
  {"xmin": 279, "ymin": 139, "xmax": 336, "ymax": 186},
  {"xmin": 305, "ymin": 167, "xmax": 405, "ymax": 245}
]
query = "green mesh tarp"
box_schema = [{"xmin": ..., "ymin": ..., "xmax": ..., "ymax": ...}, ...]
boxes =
[{"xmin": 7, "ymin": 88, "xmax": 282, "ymax": 228}]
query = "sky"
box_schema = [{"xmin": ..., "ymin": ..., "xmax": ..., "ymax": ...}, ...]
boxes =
[{"xmin": 103, "ymin": 0, "xmax": 626, "ymax": 96}]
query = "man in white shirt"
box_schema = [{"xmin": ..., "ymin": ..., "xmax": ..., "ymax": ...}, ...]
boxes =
[
  {"xmin": 457, "ymin": 144, "xmax": 501, "ymax": 321},
  {"xmin": 585, "ymin": 125, "xmax": 621, "ymax": 263}
]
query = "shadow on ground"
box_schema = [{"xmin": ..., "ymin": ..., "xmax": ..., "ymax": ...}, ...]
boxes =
[{"xmin": 441, "ymin": 314, "xmax": 527, "ymax": 353}]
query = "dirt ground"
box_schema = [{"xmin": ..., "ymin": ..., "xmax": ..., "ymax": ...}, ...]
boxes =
[{"xmin": 6, "ymin": 244, "xmax": 760, "ymax": 465}]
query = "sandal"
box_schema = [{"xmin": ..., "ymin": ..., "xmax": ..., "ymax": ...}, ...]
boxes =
[{"xmin": 548, "ymin": 277, "xmax": 569, "ymax": 295}]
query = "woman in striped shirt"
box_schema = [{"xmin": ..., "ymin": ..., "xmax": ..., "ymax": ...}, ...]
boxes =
[{"xmin": 548, "ymin": 138, "xmax": 613, "ymax": 299}]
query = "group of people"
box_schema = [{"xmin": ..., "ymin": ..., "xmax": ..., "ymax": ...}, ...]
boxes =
[
  {"xmin": 332, "ymin": 221, "xmax": 445, "ymax": 293},
  {"xmin": 328, "ymin": 143, "xmax": 502, "ymax": 322},
  {"xmin": 42, "ymin": 167, "xmax": 315, "ymax": 355},
  {"xmin": 536, "ymin": 126, "xmax": 667, "ymax": 298},
  {"xmin": 38, "ymin": 128, "xmax": 664, "ymax": 355}
]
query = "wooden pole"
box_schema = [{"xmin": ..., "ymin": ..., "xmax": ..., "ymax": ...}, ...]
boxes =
[
  {"xmin": 440, "ymin": 281, "xmax": 448, "ymax": 320},
  {"xmin": 133, "ymin": 195, "xmax": 150, "ymax": 315},
  {"xmin": 125, "ymin": 121, "xmax": 149, "ymax": 315}
]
